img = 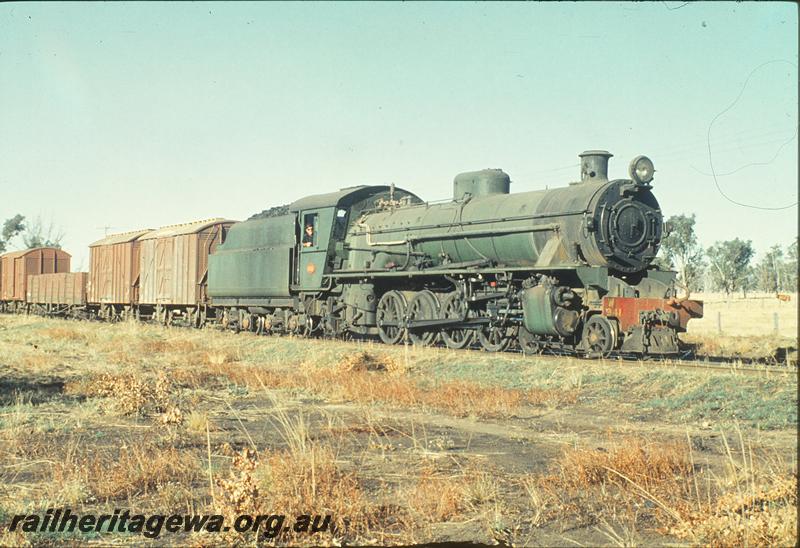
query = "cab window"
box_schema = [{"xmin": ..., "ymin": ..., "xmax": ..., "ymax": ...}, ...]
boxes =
[
  {"xmin": 333, "ymin": 208, "xmax": 348, "ymax": 239},
  {"xmin": 302, "ymin": 214, "xmax": 318, "ymax": 248}
]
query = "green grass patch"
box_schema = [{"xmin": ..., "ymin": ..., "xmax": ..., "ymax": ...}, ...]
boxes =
[{"xmin": 643, "ymin": 376, "xmax": 797, "ymax": 430}]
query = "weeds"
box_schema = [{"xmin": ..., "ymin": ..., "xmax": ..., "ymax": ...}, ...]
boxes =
[
  {"xmin": 52, "ymin": 441, "xmax": 201, "ymax": 501},
  {"xmin": 66, "ymin": 371, "xmax": 177, "ymax": 417},
  {"xmin": 0, "ymin": 315, "xmax": 795, "ymax": 546},
  {"xmin": 534, "ymin": 434, "xmax": 798, "ymax": 547},
  {"xmin": 216, "ymin": 445, "xmax": 381, "ymax": 544}
]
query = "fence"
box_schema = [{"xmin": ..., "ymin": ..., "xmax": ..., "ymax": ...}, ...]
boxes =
[{"xmin": 687, "ymin": 292, "xmax": 797, "ymax": 338}]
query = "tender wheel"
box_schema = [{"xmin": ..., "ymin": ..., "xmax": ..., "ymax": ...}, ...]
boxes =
[
  {"xmin": 286, "ymin": 312, "xmax": 300, "ymax": 335},
  {"xmin": 582, "ymin": 315, "xmax": 616, "ymax": 358},
  {"xmin": 156, "ymin": 306, "xmax": 168, "ymax": 326},
  {"xmin": 221, "ymin": 309, "xmax": 231, "ymax": 330},
  {"xmin": 377, "ymin": 290, "xmax": 407, "ymax": 345},
  {"xmin": 407, "ymin": 290, "xmax": 440, "ymax": 346},
  {"xmin": 440, "ymin": 291, "xmax": 474, "ymax": 349},
  {"xmin": 518, "ymin": 326, "xmax": 544, "ymax": 355},
  {"xmin": 478, "ymin": 324, "xmax": 513, "ymax": 352},
  {"xmin": 301, "ymin": 315, "xmax": 315, "ymax": 337}
]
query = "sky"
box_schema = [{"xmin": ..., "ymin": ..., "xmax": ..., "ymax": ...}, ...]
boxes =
[{"xmin": 1, "ymin": 1, "xmax": 797, "ymax": 269}]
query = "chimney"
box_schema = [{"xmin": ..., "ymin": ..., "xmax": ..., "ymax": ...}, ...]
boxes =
[{"xmin": 578, "ymin": 150, "xmax": 613, "ymax": 184}]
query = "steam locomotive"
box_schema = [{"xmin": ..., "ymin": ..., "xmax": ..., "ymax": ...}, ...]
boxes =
[
  {"xmin": 0, "ymin": 150, "xmax": 703, "ymax": 357},
  {"xmin": 207, "ymin": 150, "xmax": 702, "ymax": 356}
]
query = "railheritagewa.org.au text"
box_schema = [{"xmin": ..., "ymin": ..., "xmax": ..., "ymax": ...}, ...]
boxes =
[{"xmin": 7, "ymin": 508, "xmax": 333, "ymax": 539}]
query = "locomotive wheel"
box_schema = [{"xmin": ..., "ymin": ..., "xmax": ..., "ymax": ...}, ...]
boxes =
[
  {"xmin": 440, "ymin": 291, "xmax": 474, "ymax": 349},
  {"xmin": 478, "ymin": 324, "xmax": 513, "ymax": 352},
  {"xmin": 193, "ymin": 307, "xmax": 204, "ymax": 329},
  {"xmin": 286, "ymin": 312, "xmax": 299, "ymax": 335},
  {"xmin": 156, "ymin": 307, "xmax": 168, "ymax": 326},
  {"xmin": 407, "ymin": 290, "xmax": 440, "ymax": 346},
  {"xmin": 518, "ymin": 326, "xmax": 544, "ymax": 355},
  {"xmin": 302, "ymin": 315, "xmax": 315, "ymax": 337},
  {"xmin": 221, "ymin": 309, "xmax": 231, "ymax": 330},
  {"xmin": 582, "ymin": 315, "xmax": 616, "ymax": 358},
  {"xmin": 241, "ymin": 313, "xmax": 252, "ymax": 332},
  {"xmin": 263, "ymin": 314, "xmax": 274, "ymax": 334},
  {"xmin": 377, "ymin": 290, "xmax": 407, "ymax": 345}
]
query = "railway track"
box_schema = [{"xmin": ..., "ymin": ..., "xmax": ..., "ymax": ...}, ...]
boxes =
[
  {"xmin": 510, "ymin": 352, "xmax": 796, "ymax": 376},
  {"xmin": 620, "ymin": 357, "xmax": 798, "ymax": 376},
  {"xmin": 330, "ymin": 330, "xmax": 799, "ymax": 377},
  {"xmin": 3, "ymin": 310, "xmax": 796, "ymax": 377}
]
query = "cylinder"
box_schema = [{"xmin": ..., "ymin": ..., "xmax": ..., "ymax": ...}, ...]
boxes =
[{"xmin": 579, "ymin": 150, "xmax": 613, "ymax": 184}]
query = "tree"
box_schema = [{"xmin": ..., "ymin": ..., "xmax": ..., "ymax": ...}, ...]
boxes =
[
  {"xmin": 20, "ymin": 216, "xmax": 64, "ymax": 249},
  {"xmin": 786, "ymin": 239, "xmax": 798, "ymax": 293},
  {"xmin": 706, "ymin": 239, "xmax": 755, "ymax": 297},
  {"xmin": 0, "ymin": 214, "xmax": 26, "ymax": 254},
  {"xmin": 657, "ymin": 214, "xmax": 706, "ymax": 297},
  {"xmin": 0, "ymin": 214, "xmax": 64, "ymax": 252},
  {"xmin": 756, "ymin": 245, "xmax": 786, "ymax": 295},
  {"xmin": 739, "ymin": 265, "xmax": 757, "ymax": 298}
]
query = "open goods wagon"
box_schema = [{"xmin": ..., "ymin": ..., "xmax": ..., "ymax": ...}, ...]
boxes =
[
  {"xmin": 0, "ymin": 247, "xmax": 71, "ymax": 311},
  {"xmin": 26, "ymin": 272, "xmax": 88, "ymax": 316}
]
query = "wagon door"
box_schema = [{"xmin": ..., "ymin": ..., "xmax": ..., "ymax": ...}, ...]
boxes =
[{"xmin": 156, "ymin": 238, "xmax": 172, "ymax": 303}]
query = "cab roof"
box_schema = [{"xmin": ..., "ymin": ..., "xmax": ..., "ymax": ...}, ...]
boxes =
[{"xmin": 289, "ymin": 185, "xmax": 420, "ymax": 212}]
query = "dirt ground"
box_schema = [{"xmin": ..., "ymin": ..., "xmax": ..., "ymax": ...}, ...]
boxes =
[{"xmin": 0, "ymin": 315, "xmax": 796, "ymax": 546}]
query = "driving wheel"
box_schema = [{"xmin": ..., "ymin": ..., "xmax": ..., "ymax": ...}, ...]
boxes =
[
  {"xmin": 407, "ymin": 290, "xmax": 440, "ymax": 346},
  {"xmin": 478, "ymin": 323, "xmax": 513, "ymax": 352},
  {"xmin": 377, "ymin": 290, "xmax": 407, "ymax": 345},
  {"xmin": 440, "ymin": 291, "xmax": 474, "ymax": 349}
]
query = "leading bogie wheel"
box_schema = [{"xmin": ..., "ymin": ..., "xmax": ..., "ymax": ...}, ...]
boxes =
[
  {"xmin": 518, "ymin": 326, "xmax": 544, "ymax": 355},
  {"xmin": 581, "ymin": 315, "xmax": 616, "ymax": 358}
]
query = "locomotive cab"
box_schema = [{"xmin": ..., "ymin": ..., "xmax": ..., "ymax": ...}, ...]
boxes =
[{"xmin": 289, "ymin": 185, "xmax": 423, "ymax": 291}]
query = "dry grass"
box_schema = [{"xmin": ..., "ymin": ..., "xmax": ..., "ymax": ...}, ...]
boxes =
[
  {"xmin": 299, "ymin": 353, "xmax": 577, "ymax": 418},
  {"xmin": 215, "ymin": 444, "xmax": 407, "ymax": 544},
  {"xmin": 681, "ymin": 292, "xmax": 797, "ymax": 362},
  {"xmin": 51, "ymin": 440, "xmax": 202, "ymax": 502},
  {"xmin": 672, "ymin": 473, "xmax": 797, "ymax": 546},
  {"xmin": 683, "ymin": 332, "xmax": 797, "ymax": 363},
  {"xmin": 203, "ymin": 351, "xmax": 576, "ymax": 418},
  {"xmin": 43, "ymin": 326, "xmax": 93, "ymax": 342},
  {"xmin": 404, "ymin": 464, "xmax": 471, "ymax": 522},
  {"xmin": 688, "ymin": 291, "xmax": 797, "ymax": 338},
  {"xmin": 0, "ymin": 315, "xmax": 795, "ymax": 546},
  {"xmin": 66, "ymin": 371, "xmax": 176, "ymax": 416},
  {"xmin": 534, "ymin": 434, "xmax": 798, "ymax": 547},
  {"xmin": 555, "ymin": 437, "xmax": 692, "ymax": 490}
]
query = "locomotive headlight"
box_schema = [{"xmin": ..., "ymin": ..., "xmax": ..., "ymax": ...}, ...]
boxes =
[{"xmin": 629, "ymin": 155, "xmax": 655, "ymax": 185}]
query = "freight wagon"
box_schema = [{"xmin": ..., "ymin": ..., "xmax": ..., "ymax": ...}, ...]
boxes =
[{"xmin": 0, "ymin": 248, "xmax": 71, "ymax": 313}]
